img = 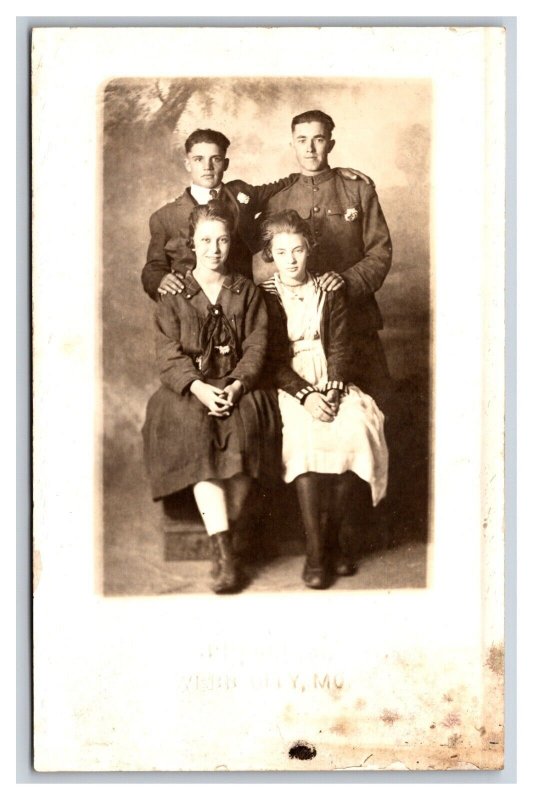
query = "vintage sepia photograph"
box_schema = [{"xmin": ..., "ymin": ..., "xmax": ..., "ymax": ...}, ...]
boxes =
[
  {"xmin": 32, "ymin": 26, "xmax": 505, "ymax": 772},
  {"xmin": 102, "ymin": 76, "xmax": 430, "ymax": 596}
]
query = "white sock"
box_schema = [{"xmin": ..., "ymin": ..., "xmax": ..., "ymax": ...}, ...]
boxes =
[{"xmin": 193, "ymin": 480, "xmax": 229, "ymax": 536}]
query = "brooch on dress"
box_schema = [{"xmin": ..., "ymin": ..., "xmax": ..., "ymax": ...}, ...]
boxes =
[{"xmin": 344, "ymin": 207, "xmax": 358, "ymax": 222}]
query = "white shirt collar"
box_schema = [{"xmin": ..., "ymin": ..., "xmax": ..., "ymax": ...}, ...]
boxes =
[{"xmin": 190, "ymin": 183, "xmax": 223, "ymax": 205}]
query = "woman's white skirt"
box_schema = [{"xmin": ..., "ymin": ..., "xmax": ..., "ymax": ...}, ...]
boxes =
[{"xmin": 278, "ymin": 383, "xmax": 389, "ymax": 506}]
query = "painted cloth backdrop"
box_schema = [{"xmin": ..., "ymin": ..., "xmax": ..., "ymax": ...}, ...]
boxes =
[{"xmin": 102, "ymin": 78, "xmax": 431, "ymax": 591}]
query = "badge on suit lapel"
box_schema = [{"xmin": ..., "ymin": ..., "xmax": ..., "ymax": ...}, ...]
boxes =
[{"xmin": 237, "ymin": 192, "xmax": 250, "ymax": 205}]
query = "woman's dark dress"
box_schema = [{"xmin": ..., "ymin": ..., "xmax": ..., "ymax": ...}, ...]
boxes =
[{"xmin": 142, "ymin": 270, "xmax": 280, "ymax": 500}]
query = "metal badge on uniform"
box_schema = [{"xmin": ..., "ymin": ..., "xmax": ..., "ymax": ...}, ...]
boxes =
[{"xmin": 344, "ymin": 207, "xmax": 358, "ymax": 222}]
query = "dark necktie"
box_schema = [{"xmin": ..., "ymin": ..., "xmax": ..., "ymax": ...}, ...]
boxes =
[{"xmin": 209, "ymin": 189, "xmax": 218, "ymax": 200}]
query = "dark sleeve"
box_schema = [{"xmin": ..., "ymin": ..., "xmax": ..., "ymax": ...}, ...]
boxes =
[
  {"xmin": 233, "ymin": 174, "xmax": 300, "ymax": 211},
  {"xmin": 341, "ymin": 183, "xmax": 393, "ymax": 300},
  {"xmin": 155, "ymin": 298, "xmax": 203, "ymax": 395},
  {"xmin": 142, "ymin": 210, "xmax": 172, "ymax": 302},
  {"xmin": 262, "ymin": 292, "xmax": 318, "ymax": 402},
  {"xmin": 324, "ymin": 290, "xmax": 351, "ymax": 391},
  {"xmin": 224, "ymin": 285, "xmax": 269, "ymax": 393}
]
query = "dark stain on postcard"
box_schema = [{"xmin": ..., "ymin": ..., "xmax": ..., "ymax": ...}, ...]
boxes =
[{"xmin": 288, "ymin": 742, "xmax": 317, "ymax": 761}]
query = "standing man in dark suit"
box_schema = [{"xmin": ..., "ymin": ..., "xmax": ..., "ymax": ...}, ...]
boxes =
[
  {"xmin": 260, "ymin": 109, "xmax": 393, "ymax": 405},
  {"xmin": 141, "ymin": 127, "xmax": 371, "ymax": 301},
  {"xmin": 141, "ymin": 128, "xmax": 301, "ymax": 300}
]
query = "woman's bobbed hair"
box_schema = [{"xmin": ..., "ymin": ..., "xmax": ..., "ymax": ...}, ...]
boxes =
[
  {"xmin": 260, "ymin": 209, "xmax": 313, "ymax": 262},
  {"xmin": 187, "ymin": 200, "xmax": 236, "ymax": 250}
]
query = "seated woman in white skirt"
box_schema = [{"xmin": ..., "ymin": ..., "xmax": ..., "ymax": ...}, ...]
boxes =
[{"xmin": 260, "ymin": 209, "xmax": 388, "ymax": 589}]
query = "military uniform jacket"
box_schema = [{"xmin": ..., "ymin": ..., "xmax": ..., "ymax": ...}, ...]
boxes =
[
  {"xmin": 142, "ymin": 176, "xmax": 298, "ymax": 301},
  {"xmin": 261, "ymin": 168, "xmax": 392, "ymax": 333}
]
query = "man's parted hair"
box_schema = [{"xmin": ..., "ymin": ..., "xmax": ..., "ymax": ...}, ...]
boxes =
[
  {"xmin": 260, "ymin": 209, "xmax": 314, "ymax": 263},
  {"xmin": 291, "ymin": 110, "xmax": 335, "ymax": 136},
  {"xmin": 184, "ymin": 128, "xmax": 230, "ymax": 154}
]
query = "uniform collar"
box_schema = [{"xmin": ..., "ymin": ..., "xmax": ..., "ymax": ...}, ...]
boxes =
[
  {"xmin": 298, "ymin": 167, "xmax": 335, "ymax": 187},
  {"xmin": 182, "ymin": 269, "xmax": 247, "ymax": 297}
]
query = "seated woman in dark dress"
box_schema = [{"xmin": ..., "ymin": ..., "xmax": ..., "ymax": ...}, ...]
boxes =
[{"xmin": 142, "ymin": 201, "xmax": 280, "ymax": 593}]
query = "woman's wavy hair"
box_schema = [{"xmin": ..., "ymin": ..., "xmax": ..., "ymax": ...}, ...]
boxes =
[
  {"xmin": 187, "ymin": 201, "xmax": 236, "ymax": 250},
  {"xmin": 260, "ymin": 209, "xmax": 313, "ymax": 263}
]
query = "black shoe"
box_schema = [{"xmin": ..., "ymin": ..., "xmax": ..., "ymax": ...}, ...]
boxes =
[
  {"xmin": 327, "ymin": 534, "xmax": 358, "ymax": 577},
  {"xmin": 333, "ymin": 556, "xmax": 358, "ymax": 577},
  {"xmin": 211, "ymin": 531, "xmax": 241, "ymax": 594},
  {"xmin": 302, "ymin": 559, "xmax": 329, "ymax": 590}
]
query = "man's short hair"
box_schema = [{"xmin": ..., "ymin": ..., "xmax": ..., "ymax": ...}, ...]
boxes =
[
  {"xmin": 291, "ymin": 110, "xmax": 335, "ymax": 136},
  {"xmin": 184, "ymin": 129, "xmax": 230, "ymax": 154}
]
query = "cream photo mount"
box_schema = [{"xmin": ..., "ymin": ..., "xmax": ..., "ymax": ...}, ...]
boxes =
[{"xmin": 32, "ymin": 26, "xmax": 505, "ymax": 771}]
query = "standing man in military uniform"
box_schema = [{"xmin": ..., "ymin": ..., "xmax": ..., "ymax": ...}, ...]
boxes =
[{"xmin": 260, "ymin": 109, "xmax": 393, "ymax": 405}]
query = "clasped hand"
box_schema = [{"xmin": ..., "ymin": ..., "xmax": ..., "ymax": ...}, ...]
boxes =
[
  {"xmin": 190, "ymin": 380, "xmax": 243, "ymax": 417},
  {"xmin": 303, "ymin": 389, "xmax": 340, "ymax": 422}
]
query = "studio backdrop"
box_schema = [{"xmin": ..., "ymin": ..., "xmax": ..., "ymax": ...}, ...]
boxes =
[{"xmin": 101, "ymin": 77, "xmax": 431, "ymax": 594}]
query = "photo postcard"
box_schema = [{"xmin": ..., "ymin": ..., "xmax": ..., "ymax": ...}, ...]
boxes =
[{"xmin": 32, "ymin": 25, "xmax": 505, "ymax": 772}]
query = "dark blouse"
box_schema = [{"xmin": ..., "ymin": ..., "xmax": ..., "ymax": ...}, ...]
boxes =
[
  {"xmin": 155, "ymin": 269, "xmax": 268, "ymax": 395},
  {"xmin": 260, "ymin": 275, "xmax": 352, "ymax": 401}
]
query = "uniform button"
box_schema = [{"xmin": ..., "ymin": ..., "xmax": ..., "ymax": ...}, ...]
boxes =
[
  {"xmin": 313, "ymin": 206, "xmax": 320, "ymax": 213},
  {"xmin": 185, "ymin": 294, "xmax": 191, "ymax": 298},
  {"xmin": 313, "ymin": 186, "xmax": 319, "ymax": 192}
]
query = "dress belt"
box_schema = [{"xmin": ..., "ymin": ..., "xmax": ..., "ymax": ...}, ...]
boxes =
[{"xmin": 291, "ymin": 336, "xmax": 322, "ymax": 356}]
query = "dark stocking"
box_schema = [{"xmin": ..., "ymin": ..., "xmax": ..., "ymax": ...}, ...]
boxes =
[
  {"xmin": 338, "ymin": 474, "xmax": 372, "ymax": 560},
  {"xmin": 295, "ymin": 473, "xmax": 327, "ymax": 568},
  {"xmin": 328, "ymin": 473, "xmax": 357, "ymax": 536}
]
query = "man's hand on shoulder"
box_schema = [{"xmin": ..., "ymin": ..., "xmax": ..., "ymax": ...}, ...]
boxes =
[
  {"xmin": 158, "ymin": 272, "xmax": 185, "ymax": 297},
  {"xmin": 318, "ymin": 272, "xmax": 345, "ymax": 292},
  {"xmin": 336, "ymin": 167, "xmax": 375, "ymax": 187}
]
